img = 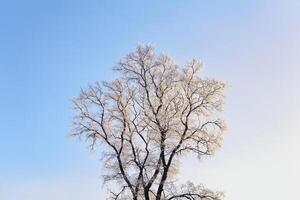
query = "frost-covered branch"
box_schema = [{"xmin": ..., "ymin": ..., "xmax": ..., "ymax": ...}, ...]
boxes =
[{"xmin": 71, "ymin": 45, "xmax": 227, "ymax": 200}]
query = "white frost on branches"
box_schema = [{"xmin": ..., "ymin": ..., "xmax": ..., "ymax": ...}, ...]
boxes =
[{"xmin": 71, "ymin": 45, "xmax": 227, "ymax": 200}]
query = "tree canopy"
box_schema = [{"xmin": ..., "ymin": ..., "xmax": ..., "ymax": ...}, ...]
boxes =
[{"xmin": 71, "ymin": 45, "xmax": 226, "ymax": 200}]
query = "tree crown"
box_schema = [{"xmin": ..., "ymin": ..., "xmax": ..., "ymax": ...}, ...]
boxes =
[{"xmin": 71, "ymin": 45, "xmax": 226, "ymax": 200}]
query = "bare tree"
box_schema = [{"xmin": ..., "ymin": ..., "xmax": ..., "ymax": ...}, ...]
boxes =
[{"xmin": 71, "ymin": 45, "xmax": 227, "ymax": 200}]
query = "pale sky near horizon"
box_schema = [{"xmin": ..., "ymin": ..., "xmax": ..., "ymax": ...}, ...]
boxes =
[{"xmin": 1, "ymin": 0, "xmax": 300, "ymax": 200}]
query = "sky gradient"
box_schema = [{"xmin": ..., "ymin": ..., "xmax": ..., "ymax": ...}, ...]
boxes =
[{"xmin": 1, "ymin": 0, "xmax": 300, "ymax": 199}]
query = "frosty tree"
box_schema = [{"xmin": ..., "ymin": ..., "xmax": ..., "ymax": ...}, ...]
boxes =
[{"xmin": 71, "ymin": 45, "xmax": 227, "ymax": 200}]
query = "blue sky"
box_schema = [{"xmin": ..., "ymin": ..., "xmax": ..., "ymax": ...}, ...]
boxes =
[{"xmin": 1, "ymin": 0, "xmax": 300, "ymax": 199}]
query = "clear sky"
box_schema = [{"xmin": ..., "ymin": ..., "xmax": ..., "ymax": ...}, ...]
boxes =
[{"xmin": 1, "ymin": 0, "xmax": 300, "ymax": 199}]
